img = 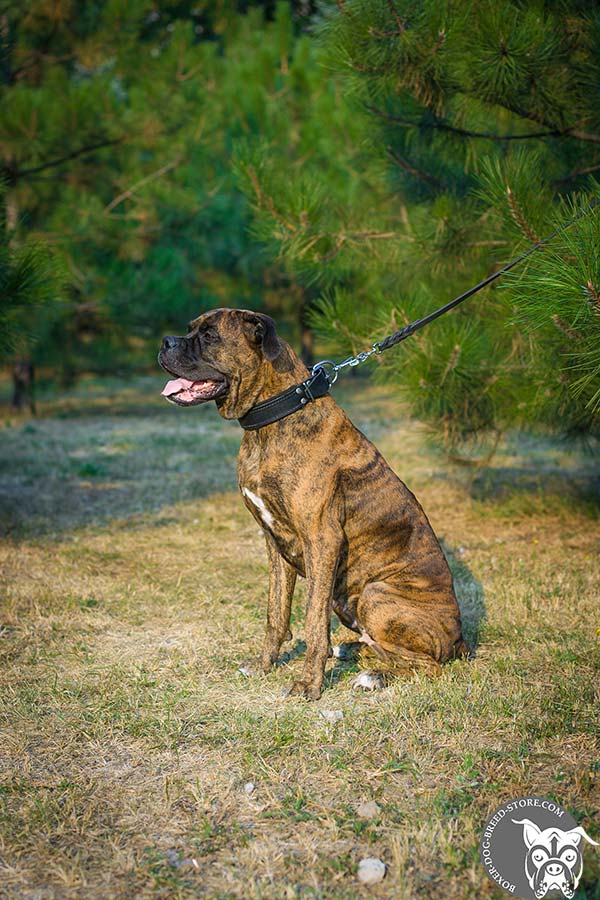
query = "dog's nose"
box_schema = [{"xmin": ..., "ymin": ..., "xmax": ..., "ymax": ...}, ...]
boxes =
[
  {"xmin": 162, "ymin": 335, "xmax": 177, "ymax": 351},
  {"xmin": 546, "ymin": 863, "xmax": 562, "ymax": 876}
]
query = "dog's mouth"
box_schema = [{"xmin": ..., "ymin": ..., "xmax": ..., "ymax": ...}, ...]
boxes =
[{"xmin": 161, "ymin": 376, "xmax": 228, "ymax": 406}]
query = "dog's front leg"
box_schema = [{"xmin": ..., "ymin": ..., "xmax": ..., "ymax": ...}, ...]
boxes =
[
  {"xmin": 287, "ymin": 526, "xmax": 342, "ymax": 700},
  {"xmin": 260, "ymin": 534, "xmax": 297, "ymax": 672}
]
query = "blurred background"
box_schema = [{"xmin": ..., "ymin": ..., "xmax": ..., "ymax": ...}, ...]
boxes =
[{"xmin": 2, "ymin": 0, "xmax": 600, "ymax": 454}]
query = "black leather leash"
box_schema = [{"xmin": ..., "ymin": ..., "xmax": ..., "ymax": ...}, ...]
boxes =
[
  {"xmin": 239, "ymin": 197, "xmax": 600, "ymax": 431},
  {"xmin": 375, "ymin": 196, "xmax": 600, "ymax": 354}
]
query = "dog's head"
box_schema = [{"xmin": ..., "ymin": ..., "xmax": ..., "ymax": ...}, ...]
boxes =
[
  {"xmin": 158, "ymin": 308, "xmax": 286, "ymax": 419},
  {"xmin": 513, "ymin": 818, "xmax": 597, "ymax": 898}
]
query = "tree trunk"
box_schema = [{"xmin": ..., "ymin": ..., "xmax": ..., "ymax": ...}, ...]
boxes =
[{"xmin": 11, "ymin": 359, "xmax": 36, "ymax": 414}]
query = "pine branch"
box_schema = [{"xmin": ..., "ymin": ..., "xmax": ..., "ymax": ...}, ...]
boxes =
[
  {"xmin": 368, "ymin": 105, "xmax": 567, "ymax": 141},
  {"xmin": 347, "ymin": 230, "xmax": 400, "ymax": 240},
  {"xmin": 505, "ymin": 185, "xmax": 540, "ymax": 244},
  {"xmin": 507, "ymin": 104, "xmax": 600, "ymax": 145},
  {"xmin": 297, "ymin": 229, "xmax": 402, "ymax": 263},
  {"xmin": 386, "ymin": 147, "xmax": 442, "ymax": 189},
  {"xmin": 562, "ymin": 129, "xmax": 600, "ymax": 145},
  {"xmin": 13, "ymin": 137, "xmax": 125, "ymax": 181},
  {"xmin": 425, "ymin": 29, "xmax": 446, "ymax": 58},
  {"xmin": 554, "ymin": 162, "xmax": 600, "ymax": 185},
  {"xmin": 331, "ymin": 318, "xmax": 362, "ymax": 355},
  {"xmin": 104, "ymin": 159, "xmax": 181, "ymax": 213},
  {"xmin": 368, "ymin": 0, "xmax": 407, "ymax": 38},
  {"xmin": 367, "ymin": 107, "xmax": 600, "ymax": 145},
  {"xmin": 584, "ymin": 280, "xmax": 600, "ymax": 315},
  {"xmin": 244, "ymin": 165, "xmax": 298, "ymax": 233},
  {"xmin": 440, "ymin": 344, "xmax": 461, "ymax": 385},
  {"xmin": 10, "ymin": 51, "xmax": 75, "ymax": 82},
  {"xmin": 552, "ymin": 315, "xmax": 582, "ymax": 340},
  {"xmin": 349, "ymin": 60, "xmax": 387, "ymax": 74},
  {"xmin": 386, "ymin": 0, "xmax": 406, "ymax": 34}
]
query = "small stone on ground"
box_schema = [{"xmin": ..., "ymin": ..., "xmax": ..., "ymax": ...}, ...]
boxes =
[
  {"xmin": 319, "ymin": 709, "xmax": 344, "ymax": 724},
  {"xmin": 356, "ymin": 800, "xmax": 380, "ymax": 818},
  {"xmin": 352, "ymin": 672, "xmax": 385, "ymax": 690},
  {"xmin": 358, "ymin": 857, "xmax": 386, "ymax": 885}
]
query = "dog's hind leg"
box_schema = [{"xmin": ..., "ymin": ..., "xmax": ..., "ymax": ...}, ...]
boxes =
[{"xmin": 352, "ymin": 580, "xmax": 465, "ymax": 688}]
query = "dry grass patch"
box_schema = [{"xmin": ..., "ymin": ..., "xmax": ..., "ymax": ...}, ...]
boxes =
[{"xmin": 0, "ymin": 375, "xmax": 599, "ymax": 899}]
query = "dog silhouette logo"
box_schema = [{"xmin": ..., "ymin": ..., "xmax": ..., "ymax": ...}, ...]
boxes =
[
  {"xmin": 512, "ymin": 818, "xmax": 598, "ymax": 899},
  {"xmin": 480, "ymin": 796, "xmax": 598, "ymax": 899}
]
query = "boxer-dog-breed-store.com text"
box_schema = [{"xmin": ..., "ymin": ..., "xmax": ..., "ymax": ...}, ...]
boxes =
[{"xmin": 159, "ymin": 308, "xmax": 470, "ymax": 700}]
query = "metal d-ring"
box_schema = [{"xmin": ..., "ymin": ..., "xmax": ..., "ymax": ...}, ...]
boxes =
[{"xmin": 311, "ymin": 359, "xmax": 339, "ymax": 385}]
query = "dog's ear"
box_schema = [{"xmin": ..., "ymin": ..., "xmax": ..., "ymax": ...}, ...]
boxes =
[
  {"xmin": 562, "ymin": 826, "xmax": 599, "ymax": 847},
  {"xmin": 512, "ymin": 819, "xmax": 542, "ymax": 849},
  {"xmin": 241, "ymin": 312, "xmax": 283, "ymax": 362}
]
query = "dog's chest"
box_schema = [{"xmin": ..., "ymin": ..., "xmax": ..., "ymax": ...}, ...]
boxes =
[
  {"xmin": 238, "ymin": 443, "xmax": 303, "ymax": 568},
  {"xmin": 240, "ymin": 486, "xmax": 276, "ymax": 530}
]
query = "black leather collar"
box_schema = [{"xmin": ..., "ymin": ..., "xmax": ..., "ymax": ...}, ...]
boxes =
[{"xmin": 238, "ymin": 366, "xmax": 331, "ymax": 431}]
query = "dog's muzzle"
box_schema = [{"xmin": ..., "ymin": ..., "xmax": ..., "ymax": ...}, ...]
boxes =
[{"xmin": 158, "ymin": 338, "xmax": 228, "ymax": 407}]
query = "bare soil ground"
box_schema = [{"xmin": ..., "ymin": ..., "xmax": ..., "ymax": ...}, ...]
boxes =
[{"xmin": 0, "ymin": 375, "xmax": 598, "ymax": 899}]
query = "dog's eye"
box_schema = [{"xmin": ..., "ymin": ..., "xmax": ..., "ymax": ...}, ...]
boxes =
[
  {"xmin": 531, "ymin": 850, "xmax": 546, "ymax": 864},
  {"xmin": 201, "ymin": 329, "xmax": 219, "ymax": 343},
  {"xmin": 561, "ymin": 849, "xmax": 577, "ymax": 864}
]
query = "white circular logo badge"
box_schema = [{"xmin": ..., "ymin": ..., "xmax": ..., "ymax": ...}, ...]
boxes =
[{"xmin": 479, "ymin": 796, "xmax": 598, "ymax": 899}]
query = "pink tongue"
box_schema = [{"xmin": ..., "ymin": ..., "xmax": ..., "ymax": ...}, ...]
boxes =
[{"xmin": 161, "ymin": 378, "xmax": 196, "ymax": 397}]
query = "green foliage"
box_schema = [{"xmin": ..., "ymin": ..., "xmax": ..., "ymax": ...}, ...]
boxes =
[
  {"xmin": 238, "ymin": 0, "xmax": 600, "ymax": 447},
  {"xmin": 1, "ymin": 1, "xmax": 317, "ymax": 377},
  {"xmin": 0, "ymin": 240, "xmax": 64, "ymax": 357},
  {"xmin": 504, "ymin": 192, "xmax": 600, "ymax": 425},
  {"xmin": 4, "ymin": 0, "xmax": 600, "ymax": 449},
  {"xmin": 0, "ymin": 177, "xmax": 66, "ymax": 358}
]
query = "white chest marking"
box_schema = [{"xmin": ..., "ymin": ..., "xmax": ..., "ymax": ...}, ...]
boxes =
[{"xmin": 242, "ymin": 488, "xmax": 275, "ymax": 529}]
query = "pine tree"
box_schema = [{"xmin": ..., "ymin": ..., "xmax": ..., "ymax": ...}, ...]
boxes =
[
  {"xmin": 237, "ymin": 0, "xmax": 600, "ymax": 448},
  {"xmin": 1, "ymin": 1, "xmax": 321, "ymax": 384},
  {"xmin": 0, "ymin": 180, "xmax": 59, "ymax": 351}
]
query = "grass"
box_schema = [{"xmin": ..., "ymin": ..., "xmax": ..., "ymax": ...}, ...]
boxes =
[{"xmin": 0, "ymin": 373, "xmax": 599, "ymax": 899}]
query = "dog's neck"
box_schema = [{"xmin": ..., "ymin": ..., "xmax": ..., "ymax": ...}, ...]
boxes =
[
  {"xmin": 235, "ymin": 344, "xmax": 336, "ymax": 437},
  {"xmin": 258, "ymin": 345, "xmax": 309, "ymax": 397}
]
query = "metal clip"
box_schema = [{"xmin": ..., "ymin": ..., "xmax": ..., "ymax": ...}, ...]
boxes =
[
  {"xmin": 311, "ymin": 360, "xmax": 338, "ymax": 385},
  {"xmin": 312, "ymin": 342, "xmax": 381, "ymax": 386}
]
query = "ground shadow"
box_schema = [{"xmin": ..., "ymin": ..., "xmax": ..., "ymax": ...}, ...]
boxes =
[
  {"xmin": 275, "ymin": 640, "xmax": 307, "ymax": 668},
  {"xmin": 469, "ymin": 464, "xmax": 600, "ymax": 515},
  {"xmin": 0, "ymin": 398, "xmax": 241, "ymax": 540},
  {"xmin": 441, "ymin": 541, "xmax": 486, "ymax": 652}
]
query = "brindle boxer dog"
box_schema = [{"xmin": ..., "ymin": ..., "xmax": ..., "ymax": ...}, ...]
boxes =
[{"xmin": 159, "ymin": 308, "xmax": 469, "ymax": 700}]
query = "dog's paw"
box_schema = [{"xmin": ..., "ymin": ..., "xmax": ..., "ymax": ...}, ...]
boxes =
[
  {"xmin": 352, "ymin": 671, "xmax": 386, "ymax": 691},
  {"xmin": 284, "ymin": 679, "xmax": 322, "ymax": 701}
]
